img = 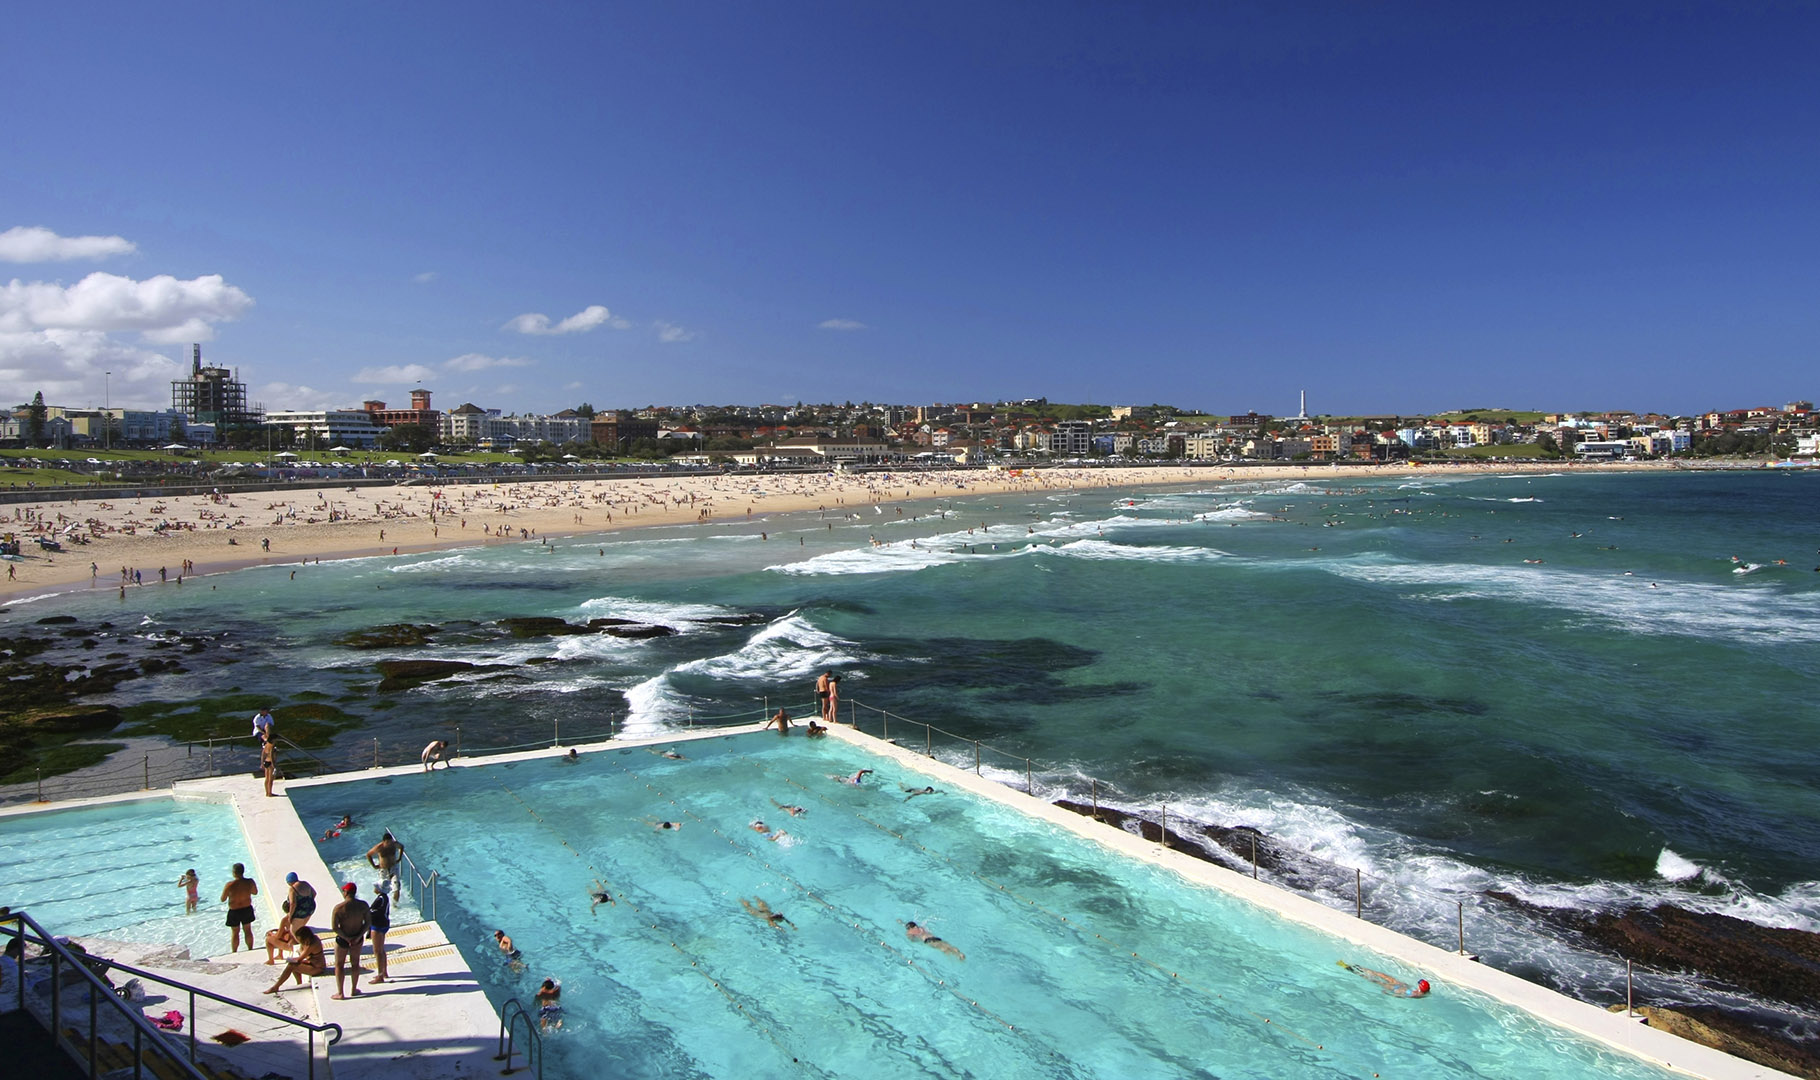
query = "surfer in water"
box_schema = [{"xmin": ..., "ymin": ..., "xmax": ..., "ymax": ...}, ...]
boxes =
[{"xmin": 1338, "ymin": 961, "xmax": 1429, "ymax": 997}]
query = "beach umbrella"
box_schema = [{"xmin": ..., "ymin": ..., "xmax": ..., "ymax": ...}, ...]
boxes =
[
  {"xmin": 417, "ymin": 451, "xmax": 439, "ymax": 459},
  {"xmin": 274, "ymin": 451, "xmax": 299, "ymax": 459}
]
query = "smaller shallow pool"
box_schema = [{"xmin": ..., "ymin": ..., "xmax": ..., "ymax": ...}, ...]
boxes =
[{"xmin": 0, "ymin": 796, "xmax": 260, "ymax": 960}]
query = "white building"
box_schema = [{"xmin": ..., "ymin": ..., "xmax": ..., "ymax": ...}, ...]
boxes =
[{"xmin": 264, "ymin": 410, "xmax": 386, "ymax": 449}]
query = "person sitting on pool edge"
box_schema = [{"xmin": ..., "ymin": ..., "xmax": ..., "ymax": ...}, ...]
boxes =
[
  {"xmin": 906, "ymin": 921, "xmax": 964, "ymax": 960},
  {"xmin": 263, "ymin": 927, "xmax": 326, "ymax": 993}
]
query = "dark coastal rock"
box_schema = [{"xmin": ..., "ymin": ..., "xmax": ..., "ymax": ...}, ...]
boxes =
[
  {"xmin": 0, "ymin": 634, "xmax": 54, "ymax": 660},
  {"xmin": 698, "ymin": 613, "xmax": 769, "ymax": 625},
  {"xmin": 603, "ymin": 624, "xmax": 676, "ymax": 639},
  {"xmin": 35, "ymin": 615, "xmax": 78, "ymax": 625},
  {"xmin": 1054, "ymin": 799, "xmax": 1289, "ymax": 875},
  {"xmin": 21, "ymin": 705, "xmax": 123, "ymax": 734},
  {"xmin": 138, "ymin": 657, "xmax": 184, "ymax": 675},
  {"xmin": 498, "ymin": 617, "xmax": 592, "ymax": 638},
  {"xmin": 1483, "ymin": 892, "xmax": 1820, "ymax": 1012},
  {"xmin": 586, "ymin": 617, "xmax": 638, "ymax": 629},
  {"xmin": 336, "ymin": 624, "xmax": 439, "ymax": 649},
  {"xmin": 1636, "ymin": 1006, "xmax": 1820, "ymax": 1080},
  {"xmin": 374, "ymin": 658, "xmax": 511, "ymax": 692}
]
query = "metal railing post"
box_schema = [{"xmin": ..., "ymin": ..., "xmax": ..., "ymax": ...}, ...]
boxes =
[
  {"xmin": 1251, "ymin": 835, "xmax": 1258, "ymax": 878},
  {"xmin": 849, "ymin": 700, "xmax": 855, "ymax": 726},
  {"xmin": 1026, "ymin": 758, "xmax": 1034, "ymax": 796},
  {"xmin": 1458, "ymin": 901, "xmax": 1465, "ymax": 954},
  {"xmin": 688, "ymin": 708, "xmax": 694, "ymax": 728},
  {"xmin": 925, "ymin": 724, "xmax": 932, "ymax": 757},
  {"xmin": 1626, "ymin": 960, "xmax": 1634, "ymax": 1017},
  {"xmin": 372, "ymin": 738, "xmax": 379, "ymax": 769},
  {"xmin": 553, "ymin": 718, "xmax": 560, "ymax": 747},
  {"xmin": 189, "ymin": 987, "xmax": 197, "ymax": 1063},
  {"xmin": 1091, "ymin": 778, "xmax": 1098, "ymax": 818},
  {"xmin": 1355, "ymin": 869, "xmax": 1363, "ymax": 918},
  {"xmin": 143, "ymin": 753, "xmax": 150, "ymax": 790},
  {"xmin": 36, "ymin": 768, "xmax": 43, "ymax": 803},
  {"xmin": 883, "ymin": 711, "xmax": 889, "ymax": 740},
  {"xmin": 974, "ymin": 740, "xmax": 980, "ymax": 774},
  {"xmin": 206, "ymin": 738, "xmax": 213, "ymax": 776},
  {"xmin": 455, "ymin": 725, "xmax": 461, "ymax": 756},
  {"xmin": 89, "ymin": 980, "xmax": 98, "ymax": 1080}
]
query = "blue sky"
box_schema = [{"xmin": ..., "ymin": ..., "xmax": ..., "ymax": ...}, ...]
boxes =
[{"xmin": 4, "ymin": 2, "xmax": 1816, "ymax": 416}]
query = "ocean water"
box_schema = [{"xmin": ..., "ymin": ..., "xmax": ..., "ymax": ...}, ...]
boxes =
[{"xmin": 10, "ymin": 469, "xmax": 1820, "ymax": 1017}]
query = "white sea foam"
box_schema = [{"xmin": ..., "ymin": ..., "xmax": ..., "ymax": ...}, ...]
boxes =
[
  {"xmin": 571, "ymin": 596, "xmax": 741, "ymax": 630},
  {"xmin": 1317, "ymin": 558, "xmax": 1820, "ymax": 644},
  {"xmin": 1655, "ymin": 847, "xmax": 1702, "ymax": 881},
  {"xmin": 621, "ymin": 613, "xmax": 872, "ymax": 733},
  {"xmin": 1042, "ymin": 539, "xmax": 1229, "ymax": 564}
]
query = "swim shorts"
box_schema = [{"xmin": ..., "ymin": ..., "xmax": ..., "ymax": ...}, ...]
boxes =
[{"xmin": 226, "ymin": 906, "xmax": 255, "ymax": 927}]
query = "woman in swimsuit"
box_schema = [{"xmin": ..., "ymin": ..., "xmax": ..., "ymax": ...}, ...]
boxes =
[
  {"xmin": 263, "ymin": 927, "xmax": 326, "ymax": 993},
  {"xmin": 283, "ymin": 873, "xmax": 317, "ymax": 936}
]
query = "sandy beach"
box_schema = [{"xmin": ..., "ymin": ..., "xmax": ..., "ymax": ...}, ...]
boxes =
[{"xmin": 0, "ymin": 461, "xmax": 1670, "ymax": 602}]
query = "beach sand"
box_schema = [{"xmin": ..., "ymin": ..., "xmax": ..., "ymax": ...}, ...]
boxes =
[{"xmin": 0, "ymin": 461, "xmax": 1668, "ymax": 601}]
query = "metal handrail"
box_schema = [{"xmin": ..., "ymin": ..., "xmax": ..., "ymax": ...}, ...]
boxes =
[
  {"xmin": 77, "ymin": 952, "xmax": 342, "ymax": 1080},
  {"xmin": 495, "ymin": 996, "xmax": 543, "ymax": 1078},
  {"xmin": 391, "ymin": 835, "xmax": 439, "ymax": 922},
  {"xmin": 2, "ymin": 909, "xmax": 208, "ymax": 1080}
]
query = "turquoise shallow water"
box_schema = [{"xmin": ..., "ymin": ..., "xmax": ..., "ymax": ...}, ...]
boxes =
[
  {"xmin": 0, "ymin": 797, "xmax": 259, "ymax": 959},
  {"xmin": 295, "ymin": 736, "xmax": 1688, "ymax": 1080},
  {"xmin": 7, "ymin": 469, "xmax": 1818, "ymax": 1016}
]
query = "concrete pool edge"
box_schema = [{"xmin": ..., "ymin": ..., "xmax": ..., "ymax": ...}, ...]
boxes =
[{"xmin": 823, "ymin": 724, "xmax": 1797, "ymax": 1080}]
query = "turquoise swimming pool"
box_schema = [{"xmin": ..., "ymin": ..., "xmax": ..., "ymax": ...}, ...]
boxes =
[
  {"xmin": 0, "ymin": 796, "xmax": 259, "ymax": 960},
  {"xmin": 297, "ymin": 737, "xmax": 1686, "ymax": 1080}
]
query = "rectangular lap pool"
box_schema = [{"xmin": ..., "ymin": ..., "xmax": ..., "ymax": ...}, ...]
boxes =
[
  {"xmin": 0, "ymin": 795, "xmax": 259, "ymax": 961},
  {"xmin": 294, "ymin": 736, "xmax": 1690, "ymax": 1080}
]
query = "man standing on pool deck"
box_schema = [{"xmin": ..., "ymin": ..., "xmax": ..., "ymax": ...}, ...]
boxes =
[
  {"xmin": 251, "ymin": 707, "xmax": 274, "ymax": 742},
  {"xmin": 367, "ymin": 832, "xmax": 405, "ymax": 901},
  {"xmin": 814, "ymin": 671, "xmax": 832, "ymax": 720},
  {"xmin": 221, "ymin": 864, "xmax": 259, "ymax": 952},
  {"xmin": 330, "ymin": 882, "xmax": 370, "ymax": 999}
]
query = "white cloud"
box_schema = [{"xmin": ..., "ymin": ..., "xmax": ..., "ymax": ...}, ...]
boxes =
[
  {"xmin": 608, "ymin": 315, "xmax": 632, "ymax": 329},
  {"xmin": 0, "ymin": 226, "xmax": 137, "ymax": 263},
  {"xmin": 564, "ymin": 381, "xmax": 583, "ymax": 390},
  {"xmin": 412, "ymin": 271, "xmax": 438, "ymax": 284},
  {"xmin": 443, "ymin": 352, "xmax": 532, "ymax": 373},
  {"xmin": 0, "ymin": 268, "xmax": 254, "ymax": 410},
  {"xmin": 655, "ymin": 320, "xmax": 695, "ymax": 344},
  {"xmin": 255, "ymin": 381, "xmax": 347, "ymax": 412},
  {"xmin": 0, "ymin": 272, "xmax": 253, "ymax": 339},
  {"xmin": 505, "ymin": 304, "xmax": 613, "ymax": 335},
  {"xmin": 352, "ymin": 363, "xmax": 438, "ymax": 384},
  {"xmin": 818, "ymin": 318, "xmax": 867, "ymax": 331}
]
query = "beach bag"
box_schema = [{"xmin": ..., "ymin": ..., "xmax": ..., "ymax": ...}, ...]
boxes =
[{"xmin": 153, "ymin": 1010, "xmax": 185, "ymax": 1031}]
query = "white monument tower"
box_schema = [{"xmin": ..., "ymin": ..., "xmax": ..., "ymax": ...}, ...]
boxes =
[{"xmin": 1292, "ymin": 390, "xmax": 1309, "ymax": 423}]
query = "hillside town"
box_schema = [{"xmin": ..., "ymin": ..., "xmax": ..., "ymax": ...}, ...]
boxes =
[{"xmin": 3, "ymin": 346, "xmax": 1815, "ymax": 465}]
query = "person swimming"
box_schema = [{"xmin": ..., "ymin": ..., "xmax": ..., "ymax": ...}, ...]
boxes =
[
  {"xmin": 770, "ymin": 798, "xmax": 806, "ymax": 817},
  {"xmin": 644, "ymin": 817, "xmax": 683, "ymax": 831},
  {"xmin": 831, "ymin": 769, "xmax": 873, "ymax": 786},
  {"xmin": 1338, "ymin": 961, "xmax": 1429, "ymax": 997},
  {"xmin": 901, "ymin": 785, "xmax": 938, "ymax": 800},
  {"xmin": 588, "ymin": 880, "xmax": 615, "ymax": 915},
  {"xmin": 741, "ymin": 897, "xmax": 794, "ymax": 930},
  {"xmin": 905, "ymin": 921, "xmax": 964, "ymax": 960}
]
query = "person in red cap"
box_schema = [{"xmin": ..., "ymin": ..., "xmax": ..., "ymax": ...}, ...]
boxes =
[
  {"xmin": 1338, "ymin": 961, "xmax": 1431, "ymax": 997},
  {"xmin": 330, "ymin": 882, "xmax": 371, "ymax": 999}
]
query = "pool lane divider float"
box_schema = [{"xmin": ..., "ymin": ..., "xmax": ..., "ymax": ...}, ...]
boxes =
[
  {"xmin": 597, "ymin": 754, "xmax": 1070, "ymax": 1073},
  {"xmin": 730, "ymin": 753, "xmax": 1355, "ymax": 1060},
  {"xmin": 483, "ymin": 769, "xmax": 818, "ymax": 1074}
]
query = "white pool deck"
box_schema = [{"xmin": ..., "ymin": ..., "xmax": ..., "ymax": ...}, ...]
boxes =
[{"xmin": 6, "ymin": 723, "xmax": 1800, "ymax": 1080}]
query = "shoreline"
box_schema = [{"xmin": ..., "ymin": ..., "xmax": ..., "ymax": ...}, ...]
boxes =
[{"xmin": 0, "ymin": 460, "xmax": 1677, "ymax": 604}]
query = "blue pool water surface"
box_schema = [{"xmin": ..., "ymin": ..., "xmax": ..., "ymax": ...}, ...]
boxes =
[
  {"xmin": 297, "ymin": 736, "xmax": 1688, "ymax": 1080},
  {"xmin": 0, "ymin": 796, "xmax": 259, "ymax": 960}
]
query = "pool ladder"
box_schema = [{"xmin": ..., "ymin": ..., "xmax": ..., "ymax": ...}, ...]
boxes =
[{"xmin": 496, "ymin": 997, "xmax": 543, "ymax": 1078}]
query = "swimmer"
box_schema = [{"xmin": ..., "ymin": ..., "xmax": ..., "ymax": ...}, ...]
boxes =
[
  {"xmin": 644, "ymin": 817, "xmax": 684, "ymax": 831},
  {"xmin": 536, "ymin": 977, "xmax": 564, "ymax": 1030},
  {"xmin": 562, "ymin": 748, "xmax": 579, "ymax": 763},
  {"xmin": 901, "ymin": 785, "xmax": 938, "ymax": 800},
  {"xmin": 494, "ymin": 930, "xmax": 526, "ymax": 972},
  {"xmin": 830, "ymin": 769, "xmax": 874, "ymax": 786},
  {"xmin": 769, "ymin": 798, "xmax": 806, "ymax": 817},
  {"xmin": 1337, "ymin": 961, "xmax": 1429, "ymax": 997},
  {"xmin": 905, "ymin": 921, "xmax": 965, "ymax": 960},
  {"xmin": 805, "ymin": 720, "xmax": 827, "ymax": 738},
  {"xmin": 741, "ymin": 897, "xmax": 795, "ymax": 930},
  {"xmin": 660, "ymin": 748, "xmax": 686, "ymax": 760},
  {"xmin": 588, "ymin": 879, "xmax": 616, "ymax": 914}
]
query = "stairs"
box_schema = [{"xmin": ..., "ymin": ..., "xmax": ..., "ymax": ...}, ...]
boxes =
[
  {"xmin": 62, "ymin": 1027, "xmax": 255, "ymax": 1080},
  {"xmin": 0, "ymin": 1009, "xmax": 84, "ymax": 1080}
]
